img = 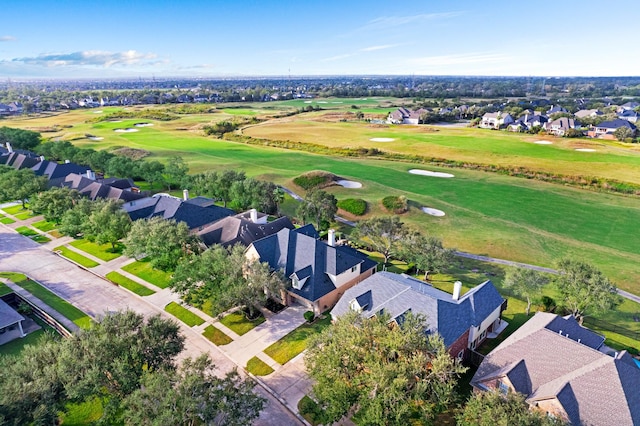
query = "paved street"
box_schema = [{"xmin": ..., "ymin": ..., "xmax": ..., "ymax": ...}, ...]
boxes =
[{"xmin": 0, "ymin": 224, "xmax": 303, "ymax": 425}]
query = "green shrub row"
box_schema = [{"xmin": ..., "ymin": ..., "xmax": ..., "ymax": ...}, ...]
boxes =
[
  {"xmin": 337, "ymin": 198, "xmax": 367, "ymax": 216},
  {"xmin": 293, "ymin": 171, "xmax": 335, "ymax": 190},
  {"xmin": 89, "ymin": 110, "xmax": 178, "ymax": 122},
  {"xmin": 225, "ymin": 134, "xmax": 640, "ymax": 197}
]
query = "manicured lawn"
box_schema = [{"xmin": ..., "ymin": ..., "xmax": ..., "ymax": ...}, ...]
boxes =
[
  {"xmin": 15, "ymin": 210, "xmax": 38, "ymax": 220},
  {"xmin": 69, "ymin": 239, "xmax": 123, "ymax": 261},
  {"xmin": 15, "ymin": 226, "xmax": 38, "ymax": 237},
  {"xmin": 2, "ymin": 204, "xmax": 28, "ymax": 215},
  {"xmin": 31, "ymin": 220, "xmax": 56, "ymax": 232},
  {"xmin": 105, "ymin": 271, "xmax": 155, "ymax": 296},
  {"xmin": 54, "ymin": 245, "xmax": 100, "ymax": 268},
  {"xmin": 220, "ymin": 311, "xmax": 265, "ymax": 336},
  {"xmin": 32, "ymin": 234, "xmax": 51, "ymax": 244},
  {"xmin": 164, "ymin": 302, "xmax": 205, "ymax": 327},
  {"xmin": 0, "ymin": 216, "xmax": 15, "ymax": 224},
  {"xmin": 246, "ymin": 356, "xmax": 274, "ymax": 376},
  {"xmin": 0, "ymin": 328, "xmax": 48, "ymax": 357},
  {"xmin": 49, "ymin": 229, "xmax": 63, "ymax": 238},
  {"xmin": 202, "ymin": 325, "xmax": 233, "ymax": 346},
  {"xmin": 121, "ymin": 259, "xmax": 172, "ymax": 289},
  {"xmin": 0, "ymin": 272, "xmax": 92, "ymax": 330},
  {"xmin": 60, "ymin": 397, "xmax": 104, "ymax": 425},
  {"xmin": 0, "ymin": 282, "xmax": 12, "ymax": 296},
  {"xmin": 264, "ymin": 315, "xmax": 332, "ymax": 365}
]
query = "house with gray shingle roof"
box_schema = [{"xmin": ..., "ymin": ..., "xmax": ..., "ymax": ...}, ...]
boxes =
[
  {"xmin": 480, "ymin": 112, "xmax": 514, "ymax": 129},
  {"xmin": 588, "ymin": 119, "xmax": 637, "ymax": 140},
  {"xmin": 331, "ymin": 272, "xmax": 506, "ymax": 361},
  {"xmin": 246, "ymin": 226, "xmax": 377, "ymax": 315},
  {"xmin": 471, "ymin": 312, "xmax": 640, "ymax": 426}
]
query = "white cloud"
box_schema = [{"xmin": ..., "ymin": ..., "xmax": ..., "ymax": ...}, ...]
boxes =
[
  {"xmin": 9, "ymin": 50, "xmax": 159, "ymax": 68},
  {"xmin": 361, "ymin": 12, "xmax": 463, "ymax": 30},
  {"xmin": 360, "ymin": 44, "xmax": 397, "ymax": 52},
  {"xmin": 0, "ymin": 35, "xmax": 16, "ymax": 42}
]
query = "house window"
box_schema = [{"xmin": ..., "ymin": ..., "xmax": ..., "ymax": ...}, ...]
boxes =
[
  {"xmin": 479, "ymin": 329, "xmax": 487, "ymax": 342},
  {"xmin": 456, "ymin": 350, "xmax": 464, "ymax": 362},
  {"xmin": 351, "ymin": 265, "xmax": 357, "ymax": 273},
  {"xmin": 498, "ymin": 381, "xmax": 509, "ymax": 395},
  {"xmin": 349, "ymin": 299, "xmax": 361, "ymax": 312}
]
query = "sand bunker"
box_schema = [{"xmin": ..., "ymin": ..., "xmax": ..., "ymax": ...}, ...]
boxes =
[
  {"xmin": 134, "ymin": 122, "xmax": 154, "ymax": 127},
  {"xmin": 575, "ymin": 148, "xmax": 596, "ymax": 152},
  {"xmin": 317, "ymin": 101, "xmax": 328, "ymax": 104},
  {"xmin": 331, "ymin": 101, "xmax": 343, "ymax": 104},
  {"xmin": 93, "ymin": 110, "xmax": 103, "ymax": 114},
  {"xmin": 304, "ymin": 100, "xmax": 312, "ymax": 103},
  {"xmin": 88, "ymin": 136, "xmax": 104, "ymax": 141},
  {"xmin": 114, "ymin": 128, "xmax": 139, "ymax": 133},
  {"xmin": 421, "ymin": 207, "xmax": 445, "ymax": 217},
  {"xmin": 534, "ymin": 140, "xmax": 553, "ymax": 145},
  {"xmin": 370, "ymin": 137, "xmax": 395, "ymax": 142},
  {"xmin": 409, "ymin": 169, "xmax": 454, "ymax": 178},
  {"xmin": 109, "ymin": 120, "xmax": 122, "ymax": 123},
  {"xmin": 336, "ymin": 180, "xmax": 362, "ymax": 188}
]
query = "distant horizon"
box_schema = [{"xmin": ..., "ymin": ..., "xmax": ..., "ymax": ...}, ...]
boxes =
[{"xmin": 1, "ymin": 0, "xmax": 639, "ymax": 79}]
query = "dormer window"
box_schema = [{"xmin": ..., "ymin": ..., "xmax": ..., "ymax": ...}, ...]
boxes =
[
  {"xmin": 291, "ymin": 275, "xmax": 308, "ymax": 290},
  {"xmin": 349, "ymin": 299, "xmax": 361, "ymax": 312}
]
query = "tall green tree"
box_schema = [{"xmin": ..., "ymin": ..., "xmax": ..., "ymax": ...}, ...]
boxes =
[
  {"xmin": 0, "ymin": 126, "xmax": 41, "ymax": 150},
  {"xmin": 296, "ymin": 189, "xmax": 337, "ymax": 230},
  {"xmin": 555, "ymin": 259, "xmax": 621, "ymax": 323},
  {"xmin": 355, "ymin": 216, "xmax": 409, "ymax": 266},
  {"xmin": 122, "ymin": 355, "xmax": 264, "ymax": 426},
  {"xmin": 123, "ymin": 216, "xmax": 192, "ymax": 271},
  {"xmin": 164, "ymin": 156, "xmax": 189, "ymax": 190},
  {"xmin": 30, "ymin": 186, "xmax": 81, "ymax": 224},
  {"xmin": 59, "ymin": 198, "xmax": 95, "ymax": 237},
  {"xmin": 84, "ymin": 199, "xmax": 131, "ymax": 250},
  {"xmin": 400, "ymin": 232, "xmax": 453, "ymax": 280},
  {"xmin": 0, "ymin": 168, "xmax": 47, "ymax": 208},
  {"xmin": 457, "ymin": 391, "xmax": 567, "ymax": 426},
  {"xmin": 503, "ymin": 267, "xmax": 550, "ymax": 315},
  {"xmin": 613, "ymin": 126, "xmax": 633, "ymax": 141},
  {"xmin": 305, "ymin": 312, "xmax": 466, "ymax": 425},
  {"xmin": 138, "ymin": 160, "xmax": 165, "ymax": 189}
]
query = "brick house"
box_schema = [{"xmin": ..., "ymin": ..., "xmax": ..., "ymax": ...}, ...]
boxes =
[{"xmin": 331, "ymin": 272, "xmax": 506, "ymax": 362}]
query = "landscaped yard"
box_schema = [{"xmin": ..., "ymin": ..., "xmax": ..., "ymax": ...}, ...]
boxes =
[
  {"xmin": 202, "ymin": 325, "xmax": 233, "ymax": 346},
  {"xmin": 31, "ymin": 219, "xmax": 56, "ymax": 232},
  {"xmin": 15, "ymin": 226, "xmax": 38, "ymax": 237},
  {"xmin": 246, "ymin": 356, "xmax": 274, "ymax": 376},
  {"xmin": 2, "ymin": 204, "xmax": 29, "ymax": 216},
  {"xmin": 0, "ymin": 216, "xmax": 15, "ymax": 224},
  {"xmin": 164, "ymin": 302, "xmax": 205, "ymax": 327},
  {"xmin": 0, "ymin": 282, "xmax": 12, "ymax": 296},
  {"xmin": 121, "ymin": 259, "xmax": 171, "ymax": 289},
  {"xmin": 264, "ymin": 315, "xmax": 332, "ymax": 365},
  {"xmin": 69, "ymin": 239, "xmax": 123, "ymax": 262},
  {"xmin": 220, "ymin": 311, "xmax": 265, "ymax": 336},
  {"xmin": 0, "ymin": 272, "xmax": 92, "ymax": 330},
  {"xmin": 105, "ymin": 271, "xmax": 155, "ymax": 297},
  {"xmin": 54, "ymin": 245, "xmax": 100, "ymax": 268}
]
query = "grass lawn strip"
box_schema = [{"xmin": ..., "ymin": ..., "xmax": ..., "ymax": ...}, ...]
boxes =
[
  {"xmin": 220, "ymin": 311, "xmax": 265, "ymax": 336},
  {"xmin": 202, "ymin": 325, "xmax": 233, "ymax": 345},
  {"xmin": 31, "ymin": 220, "xmax": 56, "ymax": 232},
  {"xmin": 0, "ymin": 282, "xmax": 12, "ymax": 296},
  {"xmin": 105, "ymin": 271, "xmax": 156, "ymax": 296},
  {"xmin": 69, "ymin": 239, "xmax": 122, "ymax": 262},
  {"xmin": 264, "ymin": 316, "xmax": 332, "ymax": 365},
  {"xmin": 54, "ymin": 245, "xmax": 100, "ymax": 268},
  {"xmin": 0, "ymin": 272, "xmax": 92, "ymax": 330},
  {"xmin": 32, "ymin": 234, "xmax": 51, "ymax": 244},
  {"xmin": 246, "ymin": 356, "xmax": 274, "ymax": 376},
  {"xmin": 164, "ymin": 302, "xmax": 205, "ymax": 327},
  {"xmin": 0, "ymin": 216, "xmax": 15, "ymax": 224},
  {"xmin": 121, "ymin": 259, "xmax": 171, "ymax": 289},
  {"xmin": 15, "ymin": 211, "xmax": 37, "ymax": 220},
  {"xmin": 15, "ymin": 226, "xmax": 38, "ymax": 237},
  {"xmin": 1, "ymin": 205, "xmax": 28, "ymax": 215}
]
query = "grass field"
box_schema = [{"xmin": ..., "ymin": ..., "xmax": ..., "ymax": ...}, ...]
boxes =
[
  {"xmin": 105, "ymin": 271, "xmax": 155, "ymax": 296},
  {"xmin": 5, "ymin": 105, "xmax": 640, "ymax": 294},
  {"xmin": 31, "ymin": 220, "xmax": 56, "ymax": 232},
  {"xmin": 220, "ymin": 311, "xmax": 265, "ymax": 336},
  {"xmin": 246, "ymin": 356, "xmax": 274, "ymax": 376},
  {"xmin": 164, "ymin": 302, "xmax": 205, "ymax": 327},
  {"xmin": 54, "ymin": 245, "xmax": 100, "ymax": 268},
  {"xmin": 121, "ymin": 259, "xmax": 172, "ymax": 289},
  {"xmin": 0, "ymin": 216, "xmax": 15, "ymax": 224},
  {"xmin": 202, "ymin": 325, "xmax": 233, "ymax": 346},
  {"xmin": 263, "ymin": 315, "xmax": 332, "ymax": 365},
  {"xmin": 68, "ymin": 239, "xmax": 122, "ymax": 261},
  {"xmin": 0, "ymin": 272, "xmax": 92, "ymax": 330}
]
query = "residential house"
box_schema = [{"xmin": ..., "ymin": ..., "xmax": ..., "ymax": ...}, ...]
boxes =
[
  {"xmin": 508, "ymin": 114, "xmax": 548, "ymax": 132},
  {"xmin": 122, "ymin": 192, "xmax": 235, "ymax": 231},
  {"xmin": 331, "ymin": 272, "xmax": 506, "ymax": 361},
  {"xmin": 0, "ymin": 103, "xmax": 11, "ymax": 116},
  {"xmin": 387, "ymin": 107, "xmax": 427, "ymax": 125},
  {"xmin": 588, "ymin": 119, "xmax": 637, "ymax": 140},
  {"xmin": 31, "ymin": 159, "xmax": 91, "ymax": 188},
  {"xmin": 546, "ymin": 105, "xmax": 568, "ymax": 115},
  {"xmin": 471, "ymin": 312, "xmax": 640, "ymax": 426},
  {"xmin": 618, "ymin": 109, "xmax": 639, "ymax": 123},
  {"xmin": 617, "ymin": 101, "xmax": 639, "ymax": 113},
  {"xmin": 246, "ymin": 227, "xmax": 377, "ymax": 315},
  {"xmin": 0, "ymin": 298, "xmax": 26, "ymax": 346},
  {"xmin": 197, "ymin": 209, "xmax": 295, "ymax": 248},
  {"xmin": 544, "ymin": 117, "xmax": 579, "ymax": 136},
  {"xmin": 480, "ymin": 112, "xmax": 514, "ymax": 129},
  {"xmin": 574, "ymin": 109, "xmax": 603, "ymax": 119},
  {"xmin": 64, "ymin": 172, "xmax": 146, "ymax": 203}
]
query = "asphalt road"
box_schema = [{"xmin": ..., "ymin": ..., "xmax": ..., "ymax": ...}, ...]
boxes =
[{"xmin": 0, "ymin": 225, "xmax": 302, "ymax": 426}]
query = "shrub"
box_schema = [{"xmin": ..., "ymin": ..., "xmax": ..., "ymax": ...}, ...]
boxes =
[
  {"xmin": 293, "ymin": 171, "xmax": 335, "ymax": 190},
  {"xmin": 382, "ymin": 195, "xmax": 408, "ymax": 214},
  {"xmin": 304, "ymin": 311, "xmax": 315, "ymax": 323},
  {"xmin": 337, "ymin": 198, "xmax": 367, "ymax": 216},
  {"xmin": 541, "ymin": 295, "xmax": 556, "ymax": 312}
]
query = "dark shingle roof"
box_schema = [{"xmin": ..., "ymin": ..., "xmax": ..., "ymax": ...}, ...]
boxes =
[
  {"xmin": 331, "ymin": 272, "xmax": 504, "ymax": 347},
  {"xmin": 597, "ymin": 119, "xmax": 637, "ymax": 130},
  {"xmin": 197, "ymin": 215, "xmax": 295, "ymax": 247}
]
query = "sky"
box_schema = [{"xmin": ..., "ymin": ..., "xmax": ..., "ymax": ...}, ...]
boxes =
[{"xmin": 0, "ymin": 0, "xmax": 638, "ymax": 79}]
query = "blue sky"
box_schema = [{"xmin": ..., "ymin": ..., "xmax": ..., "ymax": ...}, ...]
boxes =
[{"xmin": 0, "ymin": 0, "xmax": 637, "ymax": 79}]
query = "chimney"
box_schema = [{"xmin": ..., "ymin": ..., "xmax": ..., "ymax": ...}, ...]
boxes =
[
  {"xmin": 40, "ymin": 155, "xmax": 45, "ymax": 161},
  {"xmin": 328, "ymin": 229, "xmax": 336, "ymax": 247},
  {"xmin": 249, "ymin": 208, "xmax": 258, "ymax": 223},
  {"xmin": 86, "ymin": 170, "xmax": 95, "ymax": 180},
  {"xmin": 182, "ymin": 189, "xmax": 189, "ymax": 201},
  {"xmin": 6, "ymin": 142, "xmax": 12, "ymax": 153},
  {"xmin": 65, "ymin": 159, "xmax": 70, "ymax": 164},
  {"xmin": 453, "ymin": 281, "xmax": 462, "ymax": 301}
]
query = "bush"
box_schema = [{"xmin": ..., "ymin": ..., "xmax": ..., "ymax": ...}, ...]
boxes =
[
  {"xmin": 541, "ymin": 295, "xmax": 556, "ymax": 312},
  {"xmin": 382, "ymin": 195, "xmax": 408, "ymax": 214},
  {"xmin": 337, "ymin": 198, "xmax": 367, "ymax": 216},
  {"xmin": 304, "ymin": 311, "xmax": 315, "ymax": 323},
  {"xmin": 293, "ymin": 171, "xmax": 336, "ymax": 190}
]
